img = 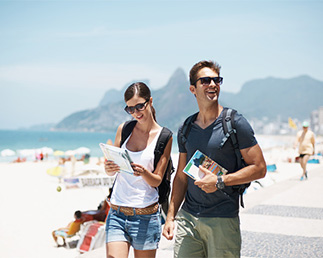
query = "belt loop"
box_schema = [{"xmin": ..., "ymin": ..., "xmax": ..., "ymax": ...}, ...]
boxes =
[
  {"xmin": 117, "ymin": 206, "xmax": 121, "ymax": 213},
  {"xmin": 133, "ymin": 207, "xmax": 136, "ymax": 216}
]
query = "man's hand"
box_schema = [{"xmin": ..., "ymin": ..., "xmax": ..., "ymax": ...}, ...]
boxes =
[
  {"xmin": 162, "ymin": 219, "xmax": 175, "ymax": 240},
  {"xmin": 194, "ymin": 165, "xmax": 218, "ymax": 193}
]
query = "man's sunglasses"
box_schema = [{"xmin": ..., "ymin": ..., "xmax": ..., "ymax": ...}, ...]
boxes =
[
  {"xmin": 194, "ymin": 76, "xmax": 223, "ymax": 86},
  {"xmin": 124, "ymin": 100, "xmax": 149, "ymax": 114}
]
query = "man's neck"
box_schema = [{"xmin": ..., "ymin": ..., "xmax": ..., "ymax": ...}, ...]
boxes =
[{"xmin": 195, "ymin": 104, "xmax": 223, "ymax": 129}]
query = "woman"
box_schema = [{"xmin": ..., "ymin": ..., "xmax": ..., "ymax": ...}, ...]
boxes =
[{"xmin": 104, "ymin": 82, "xmax": 173, "ymax": 258}]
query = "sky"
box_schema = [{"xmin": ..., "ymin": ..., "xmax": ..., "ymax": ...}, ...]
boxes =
[{"xmin": 0, "ymin": 0, "xmax": 323, "ymax": 129}]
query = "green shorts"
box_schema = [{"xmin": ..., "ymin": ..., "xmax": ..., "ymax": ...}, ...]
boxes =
[{"xmin": 174, "ymin": 209, "xmax": 241, "ymax": 258}]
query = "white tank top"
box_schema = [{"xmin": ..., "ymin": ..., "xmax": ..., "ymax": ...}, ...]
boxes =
[{"xmin": 110, "ymin": 128, "xmax": 162, "ymax": 208}]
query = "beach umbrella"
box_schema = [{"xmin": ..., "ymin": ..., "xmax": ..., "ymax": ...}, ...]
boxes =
[
  {"xmin": 47, "ymin": 166, "xmax": 63, "ymax": 177},
  {"xmin": 17, "ymin": 149, "xmax": 36, "ymax": 157},
  {"xmin": 1, "ymin": 149, "xmax": 16, "ymax": 157},
  {"xmin": 74, "ymin": 147, "xmax": 91, "ymax": 154},
  {"xmin": 41, "ymin": 147, "xmax": 54, "ymax": 155},
  {"xmin": 53, "ymin": 150, "xmax": 65, "ymax": 156},
  {"xmin": 65, "ymin": 150, "xmax": 76, "ymax": 156}
]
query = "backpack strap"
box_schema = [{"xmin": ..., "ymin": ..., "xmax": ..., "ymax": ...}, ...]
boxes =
[
  {"xmin": 179, "ymin": 112, "xmax": 198, "ymax": 146},
  {"xmin": 120, "ymin": 120, "xmax": 137, "ymax": 147},
  {"xmin": 221, "ymin": 108, "xmax": 249, "ymax": 207},
  {"xmin": 220, "ymin": 108, "xmax": 243, "ymax": 169},
  {"xmin": 154, "ymin": 127, "xmax": 174, "ymax": 208},
  {"xmin": 153, "ymin": 127, "xmax": 173, "ymax": 171}
]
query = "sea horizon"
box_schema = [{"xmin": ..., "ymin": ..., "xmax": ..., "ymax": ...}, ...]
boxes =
[
  {"xmin": 0, "ymin": 129, "xmax": 116, "ymax": 162},
  {"xmin": 0, "ymin": 129, "xmax": 296, "ymax": 163}
]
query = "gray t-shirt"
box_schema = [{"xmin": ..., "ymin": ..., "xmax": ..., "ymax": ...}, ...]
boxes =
[{"xmin": 178, "ymin": 109, "xmax": 257, "ymax": 218}]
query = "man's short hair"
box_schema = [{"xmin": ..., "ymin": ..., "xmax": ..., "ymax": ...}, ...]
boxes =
[
  {"xmin": 74, "ymin": 210, "xmax": 82, "ymax": 219},
  {"xmin": 189, "ymin": 60, "xmax": 221, "ymax": 86}
]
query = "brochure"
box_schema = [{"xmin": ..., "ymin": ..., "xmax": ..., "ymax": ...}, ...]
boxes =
[
  {"xmin": 183, "ymin": 150, "xmax": 228, "ymax": 180},
  {"xmin": 99, "ymin": 143, "xmax": 134, "ymax": 175}
]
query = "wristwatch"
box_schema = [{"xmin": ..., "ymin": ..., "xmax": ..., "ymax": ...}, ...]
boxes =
[{"xmin": 216, "ymin": 175, "xmax": 225, "ymax": 190}]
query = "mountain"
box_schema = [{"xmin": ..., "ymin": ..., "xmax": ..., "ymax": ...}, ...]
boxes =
[
  {"xmin": 54, "ymin": 71, "xmax": 323, "ymax": 132},
  {"xmin": 220, "ymin": 75, "xmax": 323, "ymax": 120},
  {"xmin": 55, "ymin": 68, "xmax": 198, "ymax": 132},
  {"xmin": 54, "ymin": 103, "xmax": 129, "ymax": 132},
  {"xmin": 152, "ymin": 68, "xmax": 198, "ymax": 129},
  {"xmin": 98, "ymin": 79, "xmax": 150, "ymax": 106}
]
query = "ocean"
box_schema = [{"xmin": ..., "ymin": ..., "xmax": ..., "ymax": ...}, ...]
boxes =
[
  {"xmin": 0, "ymin": 130, "xmax": 116, "ymax": 162},
  {"xmin": 0, "ymin": 129, "xmax": 292, "ymax": 163},
  {"xmin": 0, "ymin": 129, "xmax": 182, "ymax": 163}
]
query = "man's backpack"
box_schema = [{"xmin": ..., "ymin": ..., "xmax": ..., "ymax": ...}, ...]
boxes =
[
  {"xmin": 109, "ymin": 120, "xmax": 174, "ymax": 216},
  {"xmin": 179, "ymin": 107, "xmax": 250, "ymax": 207}
]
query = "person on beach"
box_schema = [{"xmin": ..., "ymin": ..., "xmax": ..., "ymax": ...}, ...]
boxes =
[
  {"xmin": 104, "ymin": 82, "xmax": 172, "ymax": 258},
  {"xmin": 162, "ymin": 60, "xmax": 267, "ymax": 257},
  {"xmin": 52, "ymin": 198, "xmax": 110, "ymax": 247},
  {"xmin": 52, "ymin": 210, "xmax": 83, "ymax": 247},
  {"xmin": 294, "ymin": 121, "xmax": 315, "ymax": 181},
  {"xmin": 80, "ymin": 197, "xmax": 110, "ymax": 222}
]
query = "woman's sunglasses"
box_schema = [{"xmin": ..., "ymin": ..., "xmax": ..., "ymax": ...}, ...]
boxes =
[
  {"xmin": 194, "ymin": 76, "xmax": 223, "ymax": 86},
  {"xmin": 124, "ymin": 100, "xmax": 149, "ymax": 114}
]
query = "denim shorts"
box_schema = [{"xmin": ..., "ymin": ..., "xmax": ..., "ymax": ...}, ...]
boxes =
[{"xmin": 105, "ymin": 208, "xmax": 161, "ymax": 250}]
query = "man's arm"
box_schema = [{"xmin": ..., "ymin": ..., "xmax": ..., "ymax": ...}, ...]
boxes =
[
  {"xmin": 195, "ymin": 144, "xmax": 266, "ymax": 193},
  {"xmin": 162, "ymin": 152, "xmax": 188, "ymax": 240},
  {"xmin": 311, "ymin": 132, "xmax": 315, "ymax": 154},
  {"xmin": 224, "ymin": 143, "xmax": 266, "ymax": 186}
]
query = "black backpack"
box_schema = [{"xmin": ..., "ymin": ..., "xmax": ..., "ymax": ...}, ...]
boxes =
[
  {"xmin": 179, "ymin": 107, "xmax": 250, "ymax": 207},
  {"xmin": 109, "ymin": 120, "xmax": 174, "ymax": 216}
]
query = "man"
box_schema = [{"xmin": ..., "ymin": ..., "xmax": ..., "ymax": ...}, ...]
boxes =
[
  {"xmin": 162, "ymin": 60, "xmax": 267, "ymax": 257},
  {"xmin": 294, "ymin": 121, "xmax": 315, "ymax": 180}
]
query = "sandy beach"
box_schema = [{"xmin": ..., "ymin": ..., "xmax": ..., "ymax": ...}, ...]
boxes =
[
  {"xmin": 0, "ymin": 160, "xmax": 109, "ymax": 258},
  {"xmin": 0, "ymin": 135, "xmax": 322, "ymax": 258}
]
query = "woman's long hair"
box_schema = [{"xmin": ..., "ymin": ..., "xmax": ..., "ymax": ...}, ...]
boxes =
[{"xmin": 124, "ymin": 82, "xmax": 156, "ymax": 121}]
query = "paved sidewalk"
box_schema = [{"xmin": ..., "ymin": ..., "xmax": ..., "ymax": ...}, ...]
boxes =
[
  {"xmin": 240, "ymin": 164, "xmax": 323, "ymax": 257},
  {"xmin": 78, "ymin": 164, "xmax": 323, "ymax": 258}
]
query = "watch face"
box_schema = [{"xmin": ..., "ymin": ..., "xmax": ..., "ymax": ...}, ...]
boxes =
[
  {"xmin": 217, "ymin": 182, "xmax": 225, "ymax": 190},
  {"xmin": 216, "ymin": 176, "xmax": 225, "ymax": 189}
]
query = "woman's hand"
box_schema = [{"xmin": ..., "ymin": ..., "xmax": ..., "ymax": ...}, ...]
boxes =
[
  {"xmin": 104, "ymin": 160, "xmax": 119, "ymax": 176},
  {"xmin": 131, "ymin": 163, "xmax": 148, "ymax": 177}
]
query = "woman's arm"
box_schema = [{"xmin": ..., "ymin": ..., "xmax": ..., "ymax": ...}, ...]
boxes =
[
  {"xmin": 114, "ymin": 123, "xmax": 124, "ymax": 147},
  {"xmin": 162, "ymin": 152, "xmax": 188, "ymax": 240},
  {"xmin": 132, "ymin": 136, "xmax": 173, "ymax": 187},
  {"xmin": 104, "ymin": 123, "xmax": 124, "ymax": 176}
]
